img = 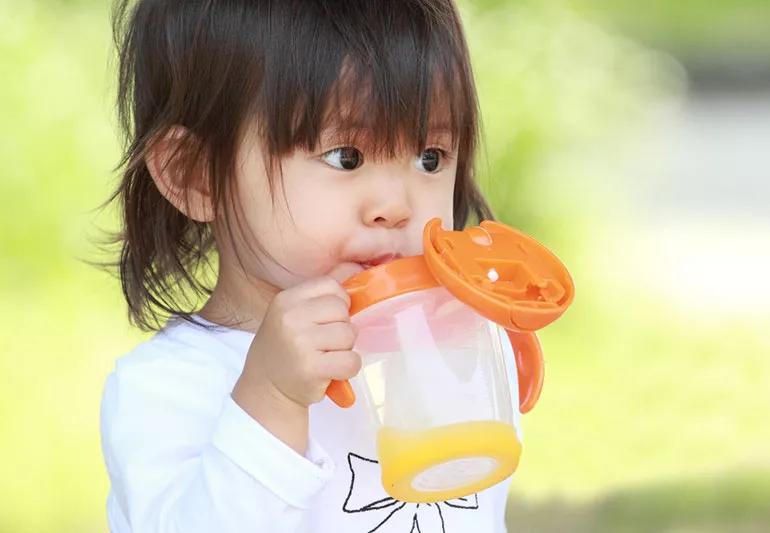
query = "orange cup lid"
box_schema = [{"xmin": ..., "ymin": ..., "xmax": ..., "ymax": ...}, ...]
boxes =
[
  {"xmin": 344, "ymin": 255, "xmax": 438, "ymax": 316},
  {"xmin": 329, "ymin": 219, "xmax": 573, "ymax": 409},
  {"xmin": 343, "ymin": 218, "xmax": 574, "ymax": 331},
  {"xmin": 422, "ymin": 218, "xmax": 574, "ymax": 331}
]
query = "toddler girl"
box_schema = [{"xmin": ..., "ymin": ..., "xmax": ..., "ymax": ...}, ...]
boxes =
[{"xmin": 100, "ymin": 0, "xmax": 508, "ymax": 531}]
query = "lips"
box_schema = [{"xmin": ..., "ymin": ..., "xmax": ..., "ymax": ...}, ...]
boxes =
[{"xmin": 356, "ymin": 253, "xmax": 402, "ymax": 269}]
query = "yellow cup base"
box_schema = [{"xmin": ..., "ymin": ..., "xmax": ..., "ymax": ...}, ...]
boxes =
[{"xmin": 377, "ymin": 420, "xmax": 521, "ymax": 503}]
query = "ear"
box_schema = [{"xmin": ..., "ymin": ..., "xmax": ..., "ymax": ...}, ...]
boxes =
[{"xmin": 145, "ymin": 126, "xmax": 216, "ymax": 222}]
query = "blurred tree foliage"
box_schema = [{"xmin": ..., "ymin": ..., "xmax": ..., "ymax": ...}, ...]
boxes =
[
  {"xmin": 459, "ymin": 0, "xmax": 682, "ymax": 240},
  {"xmin": 469, "ymin": 0, "xmax": 770, "ymax": 55},
  {"xmin": 570, "ymin": 0, "xmax": 770, "ymax": 56}
]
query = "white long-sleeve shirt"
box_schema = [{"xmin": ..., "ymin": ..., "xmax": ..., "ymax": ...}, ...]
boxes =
[{"xmin": 100, "ymin": 315, "xmax": 512, "ymax": 532}]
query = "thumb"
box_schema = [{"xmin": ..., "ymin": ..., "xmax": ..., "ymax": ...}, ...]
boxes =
[{"xmin": 326, "ymin": 262, "xmax": 365, "ymax": 284}]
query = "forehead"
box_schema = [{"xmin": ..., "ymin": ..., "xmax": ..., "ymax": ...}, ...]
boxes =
[{"xmin": 316, "ymin": 62, "xmax": 458, "ymax": 152}]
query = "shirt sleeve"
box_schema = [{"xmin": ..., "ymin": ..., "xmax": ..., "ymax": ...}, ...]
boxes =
[{"xmin": 100, "ymin": 349, "xmax": 335, "ymax": 533}]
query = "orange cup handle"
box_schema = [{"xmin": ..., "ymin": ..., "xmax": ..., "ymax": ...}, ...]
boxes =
[
  {"xmin": 326, "ymin": 379, "xmax": 356, "ymax": 408},
  {"xmin": 505, "ymin": 330, "xmax": 544, "ymax": 414}
]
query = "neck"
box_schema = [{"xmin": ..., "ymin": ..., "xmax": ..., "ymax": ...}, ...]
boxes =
[{"xmin": 198, "ymin": 260, "xmax": 279, "ymax": 333}]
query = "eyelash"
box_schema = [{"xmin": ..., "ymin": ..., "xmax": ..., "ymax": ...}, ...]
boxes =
[{"xmin": 320, "ymin": 146, "xmax": 453, "ymax": 172}]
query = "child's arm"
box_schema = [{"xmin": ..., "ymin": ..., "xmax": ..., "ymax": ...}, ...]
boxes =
[
  {"xmin": 100, "ymin": 268, "xmax": 361, "ymax": 532},
  {"xmin": 232, "ymin": 266, "xmax": 363, "ymax": 455},
  {"xmin": 100, "ymin": 357, "xmax": 331, "ymax": 532}
]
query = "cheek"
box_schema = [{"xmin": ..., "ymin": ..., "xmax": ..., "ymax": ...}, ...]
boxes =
[
  {"xmin": 404, "ymin": 177, "xmax": 455, "ymax": 255},
  {"xmin": 416, "ymin": 175, "xmax": 456, "ymax": 220},
  {"xmin": 441, "ymin": 170, "xmax": 458, "ymax": 227},
  {"xmin": 269, "ymin": 164, "xmax": 355, "ymax": 272},
  {"xmin": 281, "ymin": 173, "xmax": 353, "ymax": 240}
]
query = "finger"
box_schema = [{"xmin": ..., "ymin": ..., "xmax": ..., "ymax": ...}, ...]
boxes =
[
  {"xmin": 277, "ymin": 275, "xmax": 351, "ymax": 309},
  {"xmin": 302, "ymin": 294, "xmax": 352, "ymax": 325},
  {"xmin": 326, "ymin": 262, "xmax": 365, "ymax": 284},
  {"xmin": 317, "ymin": 350, "xmax": 362, "ymax": 381},
  {"xmin": 309, "ymin": 322, "xmax": 358, "ymax": 351}
]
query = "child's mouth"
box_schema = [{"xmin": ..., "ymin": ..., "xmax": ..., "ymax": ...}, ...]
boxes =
[{"xmin": 357, "ymin": 253, "xmax": 401, "ymax": 270}]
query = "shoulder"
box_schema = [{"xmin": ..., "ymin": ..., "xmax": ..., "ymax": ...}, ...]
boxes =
[
  {"xmin": 99, "ymin": 319, "xmax": 252, "ymax": 481},
  {"xmin": 104, "ymin": 317, "xmax": 251, "ymax": 411},
  {"xmin": 118, "ymin": 317, "xmax": 246, "ymax": 376}
]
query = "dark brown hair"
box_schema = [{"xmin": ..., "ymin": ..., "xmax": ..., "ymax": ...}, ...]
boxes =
[{"xmin": 108, "ymin": 0, "xmax": 493, "ymax": 331}]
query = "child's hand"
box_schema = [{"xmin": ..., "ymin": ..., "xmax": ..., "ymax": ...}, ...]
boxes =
[
  {"xmin": 245, "ymin": 262, "xmax": 364, "ymax": 406},
  {"xmin": 232, "ymin": 263, "xmax": 364, "ymax": 452}
]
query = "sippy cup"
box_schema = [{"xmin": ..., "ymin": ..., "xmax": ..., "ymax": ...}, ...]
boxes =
[{"xmin": 326, "ymin": 218, "xmax": 574, "ymax": 503}]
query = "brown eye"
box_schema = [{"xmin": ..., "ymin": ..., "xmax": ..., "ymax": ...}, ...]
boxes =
[
  {"xmin": 322, "ymin": 147, "xmax": 363, "ymax": 171},
  {"xmin": 415, "ymin": 148, "xmax": 443, "ymax": 173}
]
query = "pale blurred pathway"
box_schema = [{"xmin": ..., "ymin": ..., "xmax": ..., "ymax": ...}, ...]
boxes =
[
  {"xmin": 638, "ymin": 90, "xmax": 770, "ymax": 219},
  {"xmin": 623, "ymin": 88, "xmax": 770, "ymax": 317}
]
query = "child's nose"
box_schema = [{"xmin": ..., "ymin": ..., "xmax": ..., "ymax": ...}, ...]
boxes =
[
  {"xmin": 364, "ymin": 201, "xmax": 411, "ymax": 229},
  {"xmin": 362, "ymin": 179, "xmax": 412, "ymax": 229}
]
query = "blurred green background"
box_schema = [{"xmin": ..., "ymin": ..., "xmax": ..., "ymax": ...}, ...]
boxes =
[{"xmin": 1, "ymin": 0, "xmax": 768, "ymax": 531}]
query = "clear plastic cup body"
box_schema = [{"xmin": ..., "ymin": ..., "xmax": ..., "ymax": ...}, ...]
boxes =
[
  {"xmin": 350, "ymin": 286, "xmax": 518, "ymax": 435},
  {"xmin": 349, "ymin": 286, "xmax": 523, "ymax": 500}
]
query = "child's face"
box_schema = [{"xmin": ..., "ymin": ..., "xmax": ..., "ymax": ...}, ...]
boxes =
[{"xmin": 218, "ymin": 125, "xmax": 457, "ymax": 289}]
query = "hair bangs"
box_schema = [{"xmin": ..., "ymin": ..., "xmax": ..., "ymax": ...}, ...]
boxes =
[{"xmin": 258, "ymin": 0, "xmax": 477, "ymax": 164}]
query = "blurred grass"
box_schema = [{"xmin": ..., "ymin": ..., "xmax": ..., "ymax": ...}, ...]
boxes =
[
  {"xmin": 1, "ymin": 1, "xmax": 769, "ymax": 532},
  {"xmin": 506, "ymin": 469, "xmax": 770, "ymax": 533}
]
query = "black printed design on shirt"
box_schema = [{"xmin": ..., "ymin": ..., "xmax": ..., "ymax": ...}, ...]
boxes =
[{"xmin": 342, "ymin": 452, "xmax": 479, "ymax": 532}]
